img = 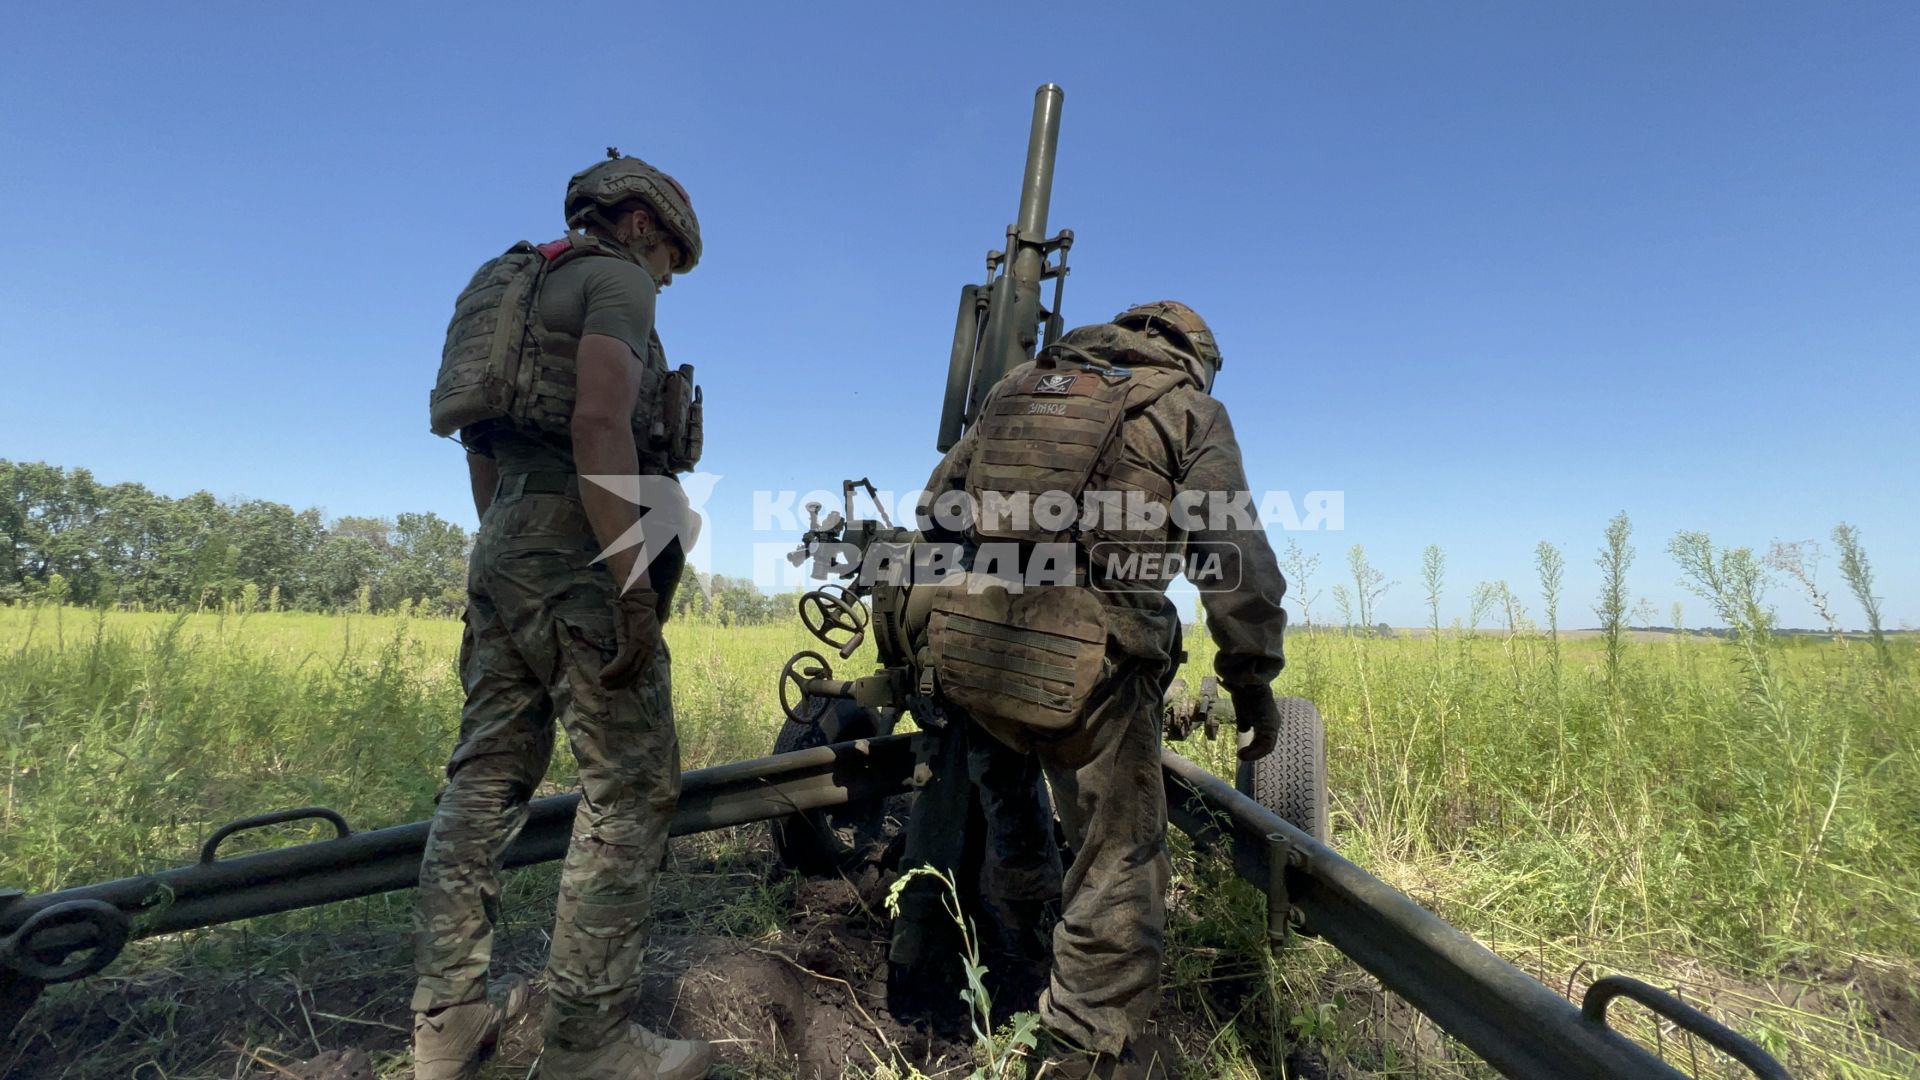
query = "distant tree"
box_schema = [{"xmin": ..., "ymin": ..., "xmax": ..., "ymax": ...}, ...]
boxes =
[
  {"xmin": 667, "ymin": 567, "xmax": 803, "ymax": 627},
  {"xmin": 671, "ymin": 563, "xmax": 711, "ymax": 621},
  {"xmin": 711, "ymin": 575, "xmax": 780, "ymax": 625},
  {"xmin": 330, "ymin": 515, "xmax": 395, "ymax": 553},
  {"xmin": 230, "ymin": 500, "xmax": 325, "ymax": 603},
  {"xmin": 0, "ymin": 461, "xmax": 96, "ymax": 592},
  {"xmin": 309, "ymin": 532, "xmax": 386, "ymax": 612},
  {"xmin": 388, "ymin": 512, "xmax": 470, "ymax": 614},
  {"xmin": 93, "ymin": 480, "xmax": 172, "ymax": 603}
]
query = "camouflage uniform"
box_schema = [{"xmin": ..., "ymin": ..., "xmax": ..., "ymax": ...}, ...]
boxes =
[
  {"xmin": 923, "ymin": 319, "xmax": 1287, "ymax": 1055},
  {"xmin": 417, "ymin": 150, "xmax": 707, "ymax": 1079},
  {"xmin": 412, "ymin": 436, "xmax": 685, "ymax": 1051}
]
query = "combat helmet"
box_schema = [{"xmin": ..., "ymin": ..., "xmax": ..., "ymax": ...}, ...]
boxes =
[
  {"xmin": 564, "ymin": 149, "xmax": 702, "ymax": 273},
  {"xmin": 1113, "ymin": 301, "xmax": 1222, "ymax": 386}
]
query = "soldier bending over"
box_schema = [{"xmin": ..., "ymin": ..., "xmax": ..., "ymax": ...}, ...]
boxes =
[{"xmin": 922, "ymin": 302, "xmax": 1288, "ymax": 1079}]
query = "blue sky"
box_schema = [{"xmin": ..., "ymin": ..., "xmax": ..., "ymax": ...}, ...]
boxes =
[{"xmin": 2, "ymin": 3, "xmax": 1914, "ymax": 629}]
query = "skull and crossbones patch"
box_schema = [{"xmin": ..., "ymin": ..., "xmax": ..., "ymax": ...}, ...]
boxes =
[{"xmin": 1032, "ymin": 373, "xmax": 1078, "ymax": 394}]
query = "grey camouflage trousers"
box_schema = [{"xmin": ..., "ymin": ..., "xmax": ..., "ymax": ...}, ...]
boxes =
[
  {"xmin": 969, "ymin": 655, "xmax": 1173, "ymax": 1056},
  {"xmin": 411, "ymin": 487, "xmax": 680, "ymax": 1052}
]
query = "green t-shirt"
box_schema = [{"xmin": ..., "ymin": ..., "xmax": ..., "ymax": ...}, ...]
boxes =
[{"xmin": 537, "ymin": 254, "xmax": 658, "ymax": 361}]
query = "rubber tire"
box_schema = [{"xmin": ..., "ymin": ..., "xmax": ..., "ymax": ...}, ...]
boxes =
[
  {"xmin": 1234, "ymin": 695, "xmax": 1330, "ymax": 845},
  {"xmin": 768, "ymin": 696, "xmax": 886, "ymax": 875}
]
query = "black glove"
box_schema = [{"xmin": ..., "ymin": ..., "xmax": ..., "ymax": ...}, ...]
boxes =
[
  {"xmin": 601, "ymin": 588, "xmax": 662, "ymax": 690},
  {"xmin": 1229, "ymin": 686, "xmax": 1281, "ymax": 763}
]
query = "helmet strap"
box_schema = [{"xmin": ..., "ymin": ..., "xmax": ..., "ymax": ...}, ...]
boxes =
[{"xmin": 574, "ymin": 207, "xmax": 655, "ymax": 266}]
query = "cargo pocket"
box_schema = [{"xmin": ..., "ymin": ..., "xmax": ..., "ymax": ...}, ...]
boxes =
[
  {"xmin": 456, "ymin": 604, "xmax": 476, "ymax": 683},
  {"xmin": 929, "ymin": 575, "xmax": 1108, "ymax": 749},
  {"xmin": 553, "ymin": 600, "xmax": 618, "ymax": 685}
]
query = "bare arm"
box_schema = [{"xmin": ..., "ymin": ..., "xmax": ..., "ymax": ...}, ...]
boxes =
[
  {"xmin": 573, "ymin": 333, "xmax": 647, "ymax": 594},
  {"xmin": 466, "ymin": 451, "xmax": 499, "ymax": 520}
]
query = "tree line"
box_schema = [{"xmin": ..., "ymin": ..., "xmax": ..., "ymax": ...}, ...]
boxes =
[
  {"xmin": 1, "ymin": 460, "xmax": 800, "ymax": 624},
  {"xmin": 1, "ymin": 460, "xmax": 472, "ymax": 614}
]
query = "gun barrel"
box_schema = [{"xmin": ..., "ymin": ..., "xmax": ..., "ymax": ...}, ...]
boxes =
[
  {"xmin": 1016, "ymin": 83, "xmax": 1064, "ymax": 242},
  {"xmin": 936, "ymin": 84, "xmax": 1070, "ymax": 452},
  {"xmin": 967, "ymin": 84, "xmax": 1066, "ymax": 427}
]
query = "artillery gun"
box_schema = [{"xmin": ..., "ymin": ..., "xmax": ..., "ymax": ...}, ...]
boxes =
[
  {"xmin": 754, "ymin": 84, "xmax": 1787, "ymax": 1078},
  {"xmin": 0, "ymin": 85, "xmax": 1791, "ymax": 1080}
]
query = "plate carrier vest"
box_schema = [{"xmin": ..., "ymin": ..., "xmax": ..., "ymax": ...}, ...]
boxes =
[
  {"xmin": 430, "ymin": 233, "xmax": 702, "ymax": 473},
  {"xmin": 931, "ymin": 332, "xmax": 1203, "ymax": 749}
]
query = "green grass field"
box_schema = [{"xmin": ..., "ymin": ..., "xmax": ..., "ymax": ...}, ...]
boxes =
[{"xmin": 2, "ymin": 603, "xmax": 1916, "ymax": 1077}]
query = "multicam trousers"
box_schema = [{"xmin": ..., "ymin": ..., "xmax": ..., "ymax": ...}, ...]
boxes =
[
  {"xmin": 411, "ymin": 483, "xmax": 680, "ymax": 1051},
  {"xmin": 969, "ymin": 654, "xmax": 1175, "ymax": 1056}
]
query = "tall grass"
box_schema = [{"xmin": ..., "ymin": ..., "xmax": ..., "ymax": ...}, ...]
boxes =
[
  {"xmin": 1596, "ymin": 511, "xmax": 1634, "ymax": 690},
  {"xmin": 1177, "ymin": 561, "xmax": 1919, "ymax": 1076},
  {"xmin": 2, "ymin": 577, "xmax": 1916, "ymax": 1076},
  {"xmin": 0, "ymin": 606, "xmax": 812, "ymax": 893}
]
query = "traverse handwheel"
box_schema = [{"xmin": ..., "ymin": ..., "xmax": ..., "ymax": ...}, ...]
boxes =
[
  {"xmin": 799, "ymin": 585, "xmax": 869, "ymax": 658},
  {"xmin": 778, "ymin": 650, "xmax": 834, "ymax": 725}
]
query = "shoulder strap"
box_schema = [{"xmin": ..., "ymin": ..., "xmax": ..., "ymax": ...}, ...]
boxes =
[
  {"xmin": 1037, "ymin": 343, "xmax": 1198, "ymax": 412},
  {"xmin": 536, "ymin": 230, "xmax": 639, "ymax": 272},
  {"xmin": 1121, "ymin": 366, "xmax": 1199, "ymax": 412}
]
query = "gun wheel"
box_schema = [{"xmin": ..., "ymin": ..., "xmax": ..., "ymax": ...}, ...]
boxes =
[
  {"xmin": 1235, "ymin": 695, "xmax": 1330, "ymax": 846},
  {"xmin": 768, "ymin": 696, "xmax": 891, "ymax": 875}
]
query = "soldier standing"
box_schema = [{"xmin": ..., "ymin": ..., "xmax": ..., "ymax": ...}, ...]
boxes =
[
  {"xmin": 412, "ymin": 152, "xmax": 712, "ymax": 1080},
  {"xmin": 921, "ymin": 302, "xmax": 1288, "ymax": 1078}
]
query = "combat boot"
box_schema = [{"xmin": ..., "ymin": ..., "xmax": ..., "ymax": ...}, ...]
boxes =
[
  {"xmin": 1037, "ymin": 1050, "xmax": 1159, "ymax": 1080},
  {"xmin": 1030, "ymin": 1029, "xmax": 1167, "ymax": 1080},
  {"xmin": 1029, "ymin": 1027, "xmax": 1099, "ymax": 1079},
  {"xmin": 412, "ymin": 974, "xmax": 531, "ymax": 1080},
  {"xmin": 538, "ymin": 1021, "xmax": 714, "ymax": 1080},
  {"xmin": 979, "ymin": 897, "xmax": 1055, "ymax": 1021}
]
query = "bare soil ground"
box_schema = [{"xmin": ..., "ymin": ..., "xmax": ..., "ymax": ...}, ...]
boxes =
[
  {"xmin": 3, "ymin": 837, "xmax": 1308, "ymax": 1080},
  {"xmin": 4, "ymin": 868, "xmax": 953, "ymax": 1079},
  {"xmin": 17, "ymin": 831, "xmax": 1898, "ymax": 1079}
]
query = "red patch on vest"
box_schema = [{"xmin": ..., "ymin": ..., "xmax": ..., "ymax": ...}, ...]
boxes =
[{"xmin": 535, "ymin": 238, "xmax": 574, "ymax": 260}]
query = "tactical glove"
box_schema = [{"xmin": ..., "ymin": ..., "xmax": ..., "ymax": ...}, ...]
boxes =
[
  {"xmin": 1230, "ymin": 686, "xmax": 1282, "ymax": 763},
  {"xmin": 600, "ymin": 588, "xmax": 663, "ymax": 691}
]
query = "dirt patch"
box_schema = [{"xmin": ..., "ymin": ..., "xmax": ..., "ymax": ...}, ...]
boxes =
[
  {"xmin": 2, "ymin": 874, "xmax": 978, "ymax": 1080},
  {"xmin": 6, "ymin": 832, "xmax": 998, "ymax": 1080},
  {"xmin": 14, "ymin": 838, "xmax": 1909, "ymax": 1079},
  {"xmin": 1854, "ymin": 965, "xmax": 1920, "ymax": 1054},
  {"xmin": 625, "ymin": 874, "xmax": 979, "ymax": 1078},
  {"xmin": 10, "ymin": 837, "xmax": 1315, "ymax": 1080}
]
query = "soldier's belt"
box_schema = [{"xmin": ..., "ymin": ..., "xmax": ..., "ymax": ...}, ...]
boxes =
[{"xmin": 495, "ymin": 471, "xmax": 580, "ymax": 499}]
